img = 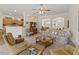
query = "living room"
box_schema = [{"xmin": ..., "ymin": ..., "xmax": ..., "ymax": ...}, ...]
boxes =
[{"xmin": 0, "ymin": 4, "xmax": 79, "ymax": 55}]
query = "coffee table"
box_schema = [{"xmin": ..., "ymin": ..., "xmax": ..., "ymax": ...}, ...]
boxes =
[
  {"xmin": 19, "ymin": 45, "xmax": 44, "ymax": 55},
  {"xmin": 36, "ymin": 36, "xmax": 53, "ymax": 48},
  {"xmin": 28, "ymin": 45, "xmax": 44, "ymax": 55}
]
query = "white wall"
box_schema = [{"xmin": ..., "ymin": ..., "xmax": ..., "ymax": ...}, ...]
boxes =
[{"xmin": 69, "ymin": 5, "xmax": 79, "ymax": 46}]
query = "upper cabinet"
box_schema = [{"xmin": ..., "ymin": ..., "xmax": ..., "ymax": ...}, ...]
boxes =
[{"xmin": 3, "ymin": 17, "xmax": 24, "ymax": 26}]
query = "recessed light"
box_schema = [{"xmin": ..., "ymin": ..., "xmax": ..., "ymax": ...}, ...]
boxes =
[{"xmin": 14, "ymin": 10, "xmax": 16, "ymax": 12}]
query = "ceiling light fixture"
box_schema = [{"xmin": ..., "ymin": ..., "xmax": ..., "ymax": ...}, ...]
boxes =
[{"xmin": 33, "ymin": 4, "xmax": 51, "ymax": 14}]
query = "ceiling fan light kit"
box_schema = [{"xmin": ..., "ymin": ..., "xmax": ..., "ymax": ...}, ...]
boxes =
[{"xmin": 33, "ymin": 4, "xmax": 51, "ymax": 14}]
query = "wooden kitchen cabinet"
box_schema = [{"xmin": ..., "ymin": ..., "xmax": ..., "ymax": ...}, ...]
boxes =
[{"xmin": 3, "ymin": 17, "xmax": 24, "ymax": 26}]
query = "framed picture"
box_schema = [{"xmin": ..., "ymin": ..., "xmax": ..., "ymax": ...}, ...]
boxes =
[
  {"xmin": 67, "ymin": 20, "xmax": 69, "ymax": 28},
  {"xmin": 78, "ymin": 13, "xmax": 79, "ymax": 32}
]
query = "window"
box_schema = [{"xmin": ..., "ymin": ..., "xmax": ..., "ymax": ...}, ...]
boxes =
[
  {"xmin": 52, "ymin": 17, "xmax": 64, "ymax": 29},
  {"xmin": 42, "ymin": 19, "xmax": 51, "ymax": 28}
]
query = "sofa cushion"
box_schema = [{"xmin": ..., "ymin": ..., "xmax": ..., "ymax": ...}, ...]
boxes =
[
  {"xmin": 64, "ymin": 45, "xmax": 75, "ymax": 54},
  {"xmin": 73, "ymin": 46, "xmax": 79, "ymax": 55},
  {"xmin": 15, "ymin": 39, "xmax": 24, "ymax": 44},
  {"xmin": 7, "ymin": 33, "xmax": 15, "ymax": 46},
  {"xmin": 52, "ymin": 48, "xmax": 70, "ymax": 55}
]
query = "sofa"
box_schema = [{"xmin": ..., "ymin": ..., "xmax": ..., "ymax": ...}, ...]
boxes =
[
  {"xmin": 49, "ymin": 45, "xmax": 79, "ymax": 55},
  {"xmin": 3, "ymin": 33, "xmax": 30, "ymax": 55}
]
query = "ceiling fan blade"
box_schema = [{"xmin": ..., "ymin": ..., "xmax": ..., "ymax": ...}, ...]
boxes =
[{"xmin": 46, "ymin": 9, "xmax": 51, "ymax": 11}]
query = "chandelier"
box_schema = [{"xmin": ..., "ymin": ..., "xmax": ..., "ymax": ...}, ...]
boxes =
[{"xmin": 33, "ymin": 4, "xmax": 51, "ymax": 14}]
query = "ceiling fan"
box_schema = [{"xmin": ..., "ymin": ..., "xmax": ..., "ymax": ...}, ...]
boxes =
[{"xmin": 33, "ymin": 4, "xmax": 51, "ymax": 14}]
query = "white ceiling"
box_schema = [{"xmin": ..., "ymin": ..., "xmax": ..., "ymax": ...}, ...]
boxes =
[{"xmin": 0, "ymin": 4, "xmax": 71, "ymax": 17}]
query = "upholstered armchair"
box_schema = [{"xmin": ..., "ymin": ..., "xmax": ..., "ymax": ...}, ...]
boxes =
[
  {"xmin": 73, "ymin": 46, "xmax": 79, "ymax": 55},
  {"xmin": 0, "ymin": 29, "xmax": 4, "ymax": 45},
  {"xmin": 49, "ymin": 45, "xmax": 75, "ymax": 55},
  {"xmin": 3, "ymin": 33, "xmax": 30, "ymax": 55}
]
